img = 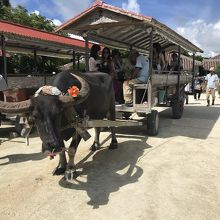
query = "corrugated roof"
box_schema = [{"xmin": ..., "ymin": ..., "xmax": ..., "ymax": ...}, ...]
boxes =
[
  {"xmin": 56, "ymin": 0, "xmax": 152, "ymax": 32},
  {"xmin": 0, "ymin": 20, "xmax": 91, "ymax": 48},
  {"xmin": 55, "ymin": 0, "xmax": 203, "ymax": 54},
  {"xmin": 211, "ymin": 54, "xmax": 220, "ymax": 60}
]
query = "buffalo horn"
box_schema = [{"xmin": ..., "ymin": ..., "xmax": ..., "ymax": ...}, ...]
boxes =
[{"xmin": 58, "ymin": 73, "xmax": 90, "ymax": 104}]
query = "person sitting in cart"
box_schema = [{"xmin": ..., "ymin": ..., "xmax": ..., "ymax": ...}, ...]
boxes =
[
  {"xmin": 169, "ymin": 52, "xmax": 183, "ymax": 72},
  {"xmin": 123, "ymin": 49, "xmax": 149, "ymax": 106},
  {"xmin": 0, "ymin": 74, "xmax": 8, "ymax": 91}
]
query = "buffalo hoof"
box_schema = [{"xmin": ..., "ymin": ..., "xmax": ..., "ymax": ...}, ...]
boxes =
[
  {"xmin": 65, "ymin": 169, "xmax": 79, "ymax": 180},
  {"xmin": 90, "ymin": 143, "xmax": 100, "ymax": 152},
  {"xmin": 53, "ymin": 167, "xmax": 66, "ymax": 175},
  {"xmin": 109, "ymin": 140, "xmax": 118, "ymax": 150}
]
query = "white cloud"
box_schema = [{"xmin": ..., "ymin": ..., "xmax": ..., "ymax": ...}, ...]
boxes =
[
  {"xmin": 49, "ymin": 0, "xmax": 93, "ymax": 21},
  {"xmin": 32, "ymin": 10, "xmax": 39, "ymax": 15},
  {"xmin": 52, "ymin": 19, "xmax": 62, "ymax": 26},
  {"xmin": 11, "ymin": 0, "xmax": 93, "ymax": 21},
  {"xmin": 122, "ymin": 0, "xmax": 140, "ymax": 14},
  {"xmin": 176, "ymin": 19, "xmax": 220, "ymax": 57}
]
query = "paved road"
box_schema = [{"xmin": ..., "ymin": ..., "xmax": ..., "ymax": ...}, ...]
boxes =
[{"xmin": 0, "ymin": 94, "xmax": 220, "ymax": 220}]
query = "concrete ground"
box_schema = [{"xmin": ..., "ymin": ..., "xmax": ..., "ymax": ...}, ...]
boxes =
[{"xmin": 0, "ymin": 93, "xmax": 220, "ymax": 220}]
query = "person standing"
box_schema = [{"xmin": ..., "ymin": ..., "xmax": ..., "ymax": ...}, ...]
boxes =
[
  {"xmin": 205, "ymin": 67, "xmax": 219, "ymax": 106},
  {"xmin": 193, "ymin": 75, "xmax": 202, "ymax": 100},
  {"xmin": 184, "ymin": 83, "xmax": 190, "ymax": 104},
  {"xmin": 99, "ymin": 47, "xmax": 112, "ymax": 74},
  {"xmin": 123, "ymin": 50, "xmax": 149, "ymax": 106},
  {"xmin": 152, "ymin": 42, "xmax": 165, "ymax": 73},
  {"xmin": 111, "ymin": 49, "xmax": 124, "ymax": 103}
]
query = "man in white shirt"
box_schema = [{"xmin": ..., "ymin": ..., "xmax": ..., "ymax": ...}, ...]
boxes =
[
  {"xmin": 123, "ymin": 50, "xmax": 149, "ymax": 106},
  {"xmin": 205, "ymin": 67, "xmax": 219, "ymax": 106}
]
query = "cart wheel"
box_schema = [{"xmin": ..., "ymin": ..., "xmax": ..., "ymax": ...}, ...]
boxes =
[
  {"xmin": 15, "ymin": 115, "xmax": 22, "ymax": 136},
  {"xmin": 172, "ymin": 96, "xmax": 184, "ymax": 119},
  {"xmin": 137, "ymin": 112, "xmax": 146, "ymax": 117},
  {"xmin": 146, "ymin": 110, "xmax": 159, "ymax": 136},
  {"xmin": 122, "ymin": 112, "xmax": 132, "ymax": 120}
]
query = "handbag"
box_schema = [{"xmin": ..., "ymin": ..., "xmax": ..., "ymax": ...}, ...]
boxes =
[{"xmin": 195, "ymin": 84, "xmax": 201, "ymax": 90}]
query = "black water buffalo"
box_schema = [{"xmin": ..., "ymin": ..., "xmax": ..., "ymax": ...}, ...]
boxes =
[{"xmin": 0, "ymin": 71, "xmax": 118, "ymax": 179}]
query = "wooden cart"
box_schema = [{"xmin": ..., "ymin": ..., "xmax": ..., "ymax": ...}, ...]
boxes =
[{"xmin": 54, "ymin": 1, "xmax": 203, "ymax": 136}]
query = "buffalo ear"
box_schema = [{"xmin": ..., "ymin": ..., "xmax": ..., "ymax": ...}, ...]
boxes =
[{"xmin": 29, "ymin": 105, "xmax": 34, "ymax": 113}]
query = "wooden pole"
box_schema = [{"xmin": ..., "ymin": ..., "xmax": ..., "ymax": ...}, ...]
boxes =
[
  {"xmin": 192, "ymin": 53, "xmax": 195, "ymax": 94},
  {"xmin": 84, "ymin": 37, "xmax": 89, "ymax": 72},
  {"xmin": 148, "ymin": 28, "xmax": 154, "ymax": 78},
  {"xmin": 177, "ymin": 45, "xmax": 181, "ymax": 98},
  {"xmin": 77, "ymin": 55, "xmax": 80, "ymax": 71},
  {"xmin": 1, "ymin": 35, "xmax": 7, "ymax": 83},
  {"xmin": 72, "ymin": 50, "xmax": 76, "ymax": 70},
  {"xmin": 33, "ymin": 49, "xmax": 37, "ymax": 74}
]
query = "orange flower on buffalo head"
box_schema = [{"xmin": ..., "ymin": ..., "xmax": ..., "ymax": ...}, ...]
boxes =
[{"xmin": 67, "ymin": 86, "xmax": 79, "ymax": 97}]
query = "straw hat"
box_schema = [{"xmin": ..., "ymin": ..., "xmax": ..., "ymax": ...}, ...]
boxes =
[
  {"xmin": 209, "ymin": 67, "xmax": 215, "ymax": 71},
  {"xmin": 130, "ymin": 49, "xmax": 139, "ymax": 55}
]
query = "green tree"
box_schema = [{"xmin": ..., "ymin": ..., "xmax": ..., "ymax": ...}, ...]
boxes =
[
  {"xmin": 216, "ymin": 64, "xmax": 220, "ymax": 77},
  {"xmin": 0, "ymin": 5, "xmax": 55, "ymax": 32},
  {"xmin": 0, "ymin": 0, "xmax": 11, "ymax": 7}
]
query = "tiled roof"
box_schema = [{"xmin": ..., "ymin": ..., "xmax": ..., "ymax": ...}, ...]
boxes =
[
  {"xmin": 211, "ymin": 54, "xmax": 220, "ymax": 60},
  {"xmin": 0, "ymin": 20, "xmax": 92, "ymax": 49},
  {"xmin": 56, "ymin": 0, "xmax": 152, "ymax": 32}
]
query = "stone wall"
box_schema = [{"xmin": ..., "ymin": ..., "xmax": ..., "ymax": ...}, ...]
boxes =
[{"xmin": 7, "ymin": 75, "xmax": 56, "ymax": 89}]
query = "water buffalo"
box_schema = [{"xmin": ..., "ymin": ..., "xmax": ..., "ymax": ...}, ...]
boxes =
[{"xmin": 0, "ymin": 71, "xmax": 118, "ymax": 179}]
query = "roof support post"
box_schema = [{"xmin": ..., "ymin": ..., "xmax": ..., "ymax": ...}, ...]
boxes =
[
  {"xmin": 177, "ymin": 45, "xmax": 181, "ymax": 98},
  {"xmin": 1, "ymin": 35, "xmax": 7, "ymax": 83},
  {"xmin": 192, "ymin": 53, "xmax": 195, "ymax": 94},
  {"xmin": 84, "ymin": 36, "xmax": 89, "ymax": 72},
  {"xmin": 72, "ymin": 50, "xmax": 76, "ymax": 70},
  {"xmin": 33, "ymin": 49, "xmax": 37, "ymax": 74},
  {"xmin": 77, "ymin": 54, "xmax": 80, "ymax": 71},
  {"xmin": 148, "ymin": 28, "xmax": 153, "ymax": 78}
]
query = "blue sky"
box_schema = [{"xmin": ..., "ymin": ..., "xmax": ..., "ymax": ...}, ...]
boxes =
[{"xmin": 10, "ymin": 0, "xmax": 220, "ymax": 57}]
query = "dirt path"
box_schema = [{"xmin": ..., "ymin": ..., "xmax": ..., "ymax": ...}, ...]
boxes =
[{"xmin": 1, "ymin": 94, "xmax": 220, "ymax": 220}]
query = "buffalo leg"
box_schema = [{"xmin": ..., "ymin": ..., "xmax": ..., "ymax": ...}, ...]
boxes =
[
  {"xmin": 65, "ymin": 133, "xmax": 81, "ymax": 180},
  {"xmin": 109, "ymin": 127, "xmax": 118, "ymax": 149},
  {"xmin": 53, "ymin": 151, "xmax": 67, "ymax": 175},
  {"xmin": 90, "ymin": 127, "xmax": 101, "ymax": 151},
  {"xmin": 108, "ymin": 97, "xmax": 118, "ymax": 150}
]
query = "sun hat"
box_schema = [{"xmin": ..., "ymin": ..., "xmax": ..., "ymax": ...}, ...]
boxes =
[
  {"xmin": 209, "ymin": 67, "xmax": 215, "ymax": 71},
  {"xmin": 130, "ymin": 49, "xmax": 139, "ymax": 55}
]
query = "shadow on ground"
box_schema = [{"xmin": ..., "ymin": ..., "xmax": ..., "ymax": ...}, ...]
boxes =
[
  {"xmin": 59, "ymin": 134, "xmax": 151, "ymax": 209},
  {"xmin": 0, "ymin": 152, "xmax": 45, "ymax": 166},
  {"xmin": 0, "ymin": 126, "xmax": 38, "ymax": 144},
  {"xmin": 157, "ymin": 105, "xmax": 220, "ymax": 139}
]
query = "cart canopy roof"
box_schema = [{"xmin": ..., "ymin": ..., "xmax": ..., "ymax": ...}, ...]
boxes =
[{"xmin": 56, "ymin": 1, "xmax": 203, "ymax": 54}]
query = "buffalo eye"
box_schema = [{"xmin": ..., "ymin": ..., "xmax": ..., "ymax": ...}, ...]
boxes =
[{"xmin": 31, "ymin": 110, "xmax": 40, "ymax": 121}]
